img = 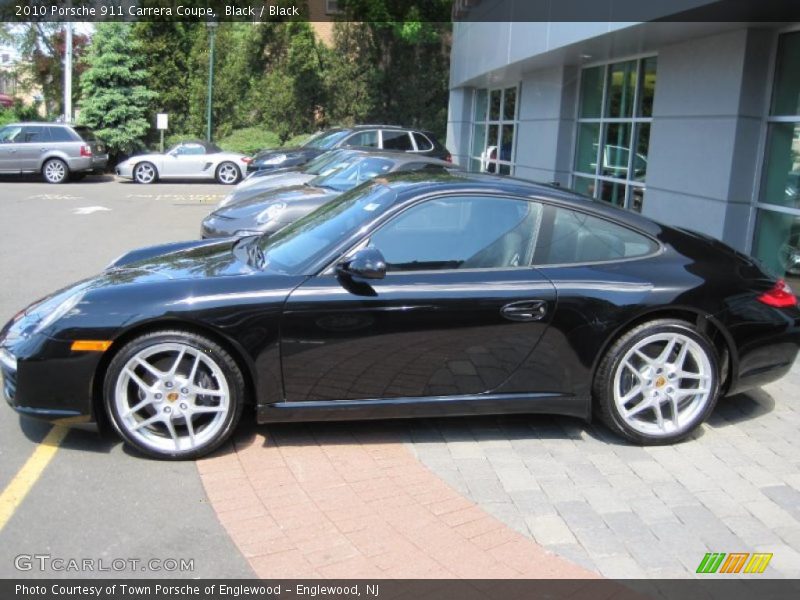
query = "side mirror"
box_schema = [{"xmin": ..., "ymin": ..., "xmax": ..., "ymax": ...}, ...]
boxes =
[{"xmin": 337, "ymin": 247, "xmax": 387, "ymax": 280}]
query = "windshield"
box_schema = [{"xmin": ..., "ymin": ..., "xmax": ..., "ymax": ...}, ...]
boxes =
[
  {"xmin": 304, "ymin": 129, "xmax": 350, "ymax": 150},
  {"xmin": 257, "ymin": 181, "xmax": 396, "ymax": 275},
  {"xmin": 303, "ymin": 149, "xmax": 351, "ymax": 175},
  {"xmin": 309, "ymin": 157, "xmax": 394, "ymax": 192}
]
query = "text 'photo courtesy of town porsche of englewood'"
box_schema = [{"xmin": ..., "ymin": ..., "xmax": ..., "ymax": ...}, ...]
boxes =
[{"xmin": 1, "ymin": 1, "xmax": 800, "ymax": 599}]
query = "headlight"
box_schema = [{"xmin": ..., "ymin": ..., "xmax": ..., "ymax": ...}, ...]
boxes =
[
  {"xmin": 218, "ymin": 193, "xmax": 235, "ymax": 208},
  {"xmin": 33, "ymin": 292, "xmax": 83, "ymax": 334},
  {"xmin": 261, "ymin": 154, "xmax": 287, "ymax": 166},
  {"xmin": 256, "ymin": 202, "xmax": 287, "ymax": 224}
]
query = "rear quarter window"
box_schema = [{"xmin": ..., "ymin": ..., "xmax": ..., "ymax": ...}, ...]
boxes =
[
  {"xmin": 535, "ymin": 206, "xmax": 658, "ymax": 265},
  {"xmin": 72, "ymin": 126, "xmax": 97, "ymax": 142},
  {"xmin": 413, "ymin": 132, "xmax": 434, "ymax": 151}
]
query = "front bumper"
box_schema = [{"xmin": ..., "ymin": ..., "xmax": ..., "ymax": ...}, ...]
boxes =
[
  {"xmin": 115, "ymin": 163, "xmax": 134, "ymax": 179},
  {"xmin": 1, "ymin": 335, "xmax": 98, "ymax": 427}
]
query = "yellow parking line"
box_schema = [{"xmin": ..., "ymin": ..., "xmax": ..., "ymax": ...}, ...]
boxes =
[{"xmin": 0, "ymin": 426, "xmax": 68, "ymax": 532}]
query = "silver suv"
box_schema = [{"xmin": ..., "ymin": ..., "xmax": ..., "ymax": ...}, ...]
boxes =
[{"xmin": 0, "ymin": 122, "xmax": 109, "ymax": 183}]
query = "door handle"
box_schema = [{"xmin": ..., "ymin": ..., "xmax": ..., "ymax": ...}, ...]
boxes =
[{"xmin": 501, "ymin": 300, "xmax": 547, "ymax": 322}]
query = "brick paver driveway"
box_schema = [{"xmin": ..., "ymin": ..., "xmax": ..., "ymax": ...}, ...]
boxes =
[{"xmin": 202, "ymin": 363, "xmax": 800, "ymax": 579}]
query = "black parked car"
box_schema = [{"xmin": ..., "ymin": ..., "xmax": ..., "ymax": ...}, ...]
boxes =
[
  {"xmin": 2, "ymin": 172, "xmax": 799, "ymax": 459},
  {"xmin": 248, "ymin": 125, "xmax": 451, "ymax": 173},
  {"xmin": 202, "ymin": 151, "xmax": 452, "ymax": 239},
  {"xmin": 220, "ymin": 148, "xmax": 382, "ymax": 210}
]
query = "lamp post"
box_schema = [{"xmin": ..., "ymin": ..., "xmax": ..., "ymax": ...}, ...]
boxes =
[{"xmin": 206, "ymin": 21, "xmax": 218, "ymax": 142}]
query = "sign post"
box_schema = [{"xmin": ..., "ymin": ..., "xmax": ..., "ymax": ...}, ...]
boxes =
[{"xmin": 156, "ymin": 113, "xmax": 169, "ymax": 153}]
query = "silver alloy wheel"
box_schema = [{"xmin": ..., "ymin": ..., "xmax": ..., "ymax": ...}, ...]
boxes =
[
  {"xmin": 113, "ymin": 342, "xmax": 230, "ymax": 453},
  {"xmin": 217, "ymin": 162, "xmax": 239, "ymax": 184},
  {"xmin": 134, "ymin": 163, "xmax": 156, "ymax": 184},
  {"xmin": 612, "ymin": 332, "xmax": 712, "ymax": 437},
  {"xmin": 44, "ymin": 159, "xmax": 67, "ymax": 183}
]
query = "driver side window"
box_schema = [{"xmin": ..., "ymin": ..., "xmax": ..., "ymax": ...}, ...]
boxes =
[{"xmin": 369, "ymin": 195, "xmax": 542, "ymax": 272}]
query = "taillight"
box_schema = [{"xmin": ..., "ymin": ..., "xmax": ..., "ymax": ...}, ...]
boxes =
[
  {"xmin": 757, "ymin": 279, "xmax": 797, "ymax": 308},
  {"xmin": 241, "ymin": 157, "xmax": 253, "ymax": 164},
  {"xmin": 444, "ymin": 153, "xmax": 452, "ymax": 163},
  {"xmin": 80, "ymin": 145, "xmax": 92, "ymax": 157}
]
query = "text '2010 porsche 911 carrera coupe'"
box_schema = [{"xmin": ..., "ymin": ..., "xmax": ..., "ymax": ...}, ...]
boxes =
[{"xmin": 1, "ymin": 171, "xmax": 799, "ymax": 459}]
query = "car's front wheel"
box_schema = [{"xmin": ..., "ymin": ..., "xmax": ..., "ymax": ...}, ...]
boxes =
[
  {"xmin": 42, "ymin": 158, "xmax": 69, "ymax": 184},
  {"xmin": 216, "ymin": 162, "xmax": 241, "ymax": 185},
  {"xmin": 133, "ymin": 162, "xmax": 158, "ymax": 184},
  {"xmin": 594, "ymin": 319, "xmax": 719, "ymax": 445},
  {"xmin": 104, "ymin": 330, "xmax": 244, "ymax": 460}
]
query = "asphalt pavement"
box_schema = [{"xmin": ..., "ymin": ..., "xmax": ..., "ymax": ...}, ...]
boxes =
[{"xmin": 0, "ymin": 175, "xmax": 253, "ymax": 578}]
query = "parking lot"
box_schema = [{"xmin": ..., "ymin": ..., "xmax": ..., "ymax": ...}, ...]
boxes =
[{"xmin": 1, "ymin": 177, "xmax": 799, "ymax": 579}]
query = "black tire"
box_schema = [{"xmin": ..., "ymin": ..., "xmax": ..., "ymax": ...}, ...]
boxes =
[
  {"xmin": 104, "ymin": 330, "xmax": 245, "ymax": 460},
  {"xmin": 593, "ymin": 319, "xmax": 720, "ymax": 445},
  {"xmin": 133, "ymin": 161, "xmax": 158, "ymax": 184},
  {"xmin": 42, "ymin": 158, "xmax": 69, "ymax": 184},
  {"xmin": 215, "ymin": 161, "xmax": 241, "ymax": 185}
]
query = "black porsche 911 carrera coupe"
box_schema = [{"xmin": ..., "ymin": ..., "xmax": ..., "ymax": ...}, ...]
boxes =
[{"xmin": 1, "ymin": 171, "xmax": 799, "ymax": 459}]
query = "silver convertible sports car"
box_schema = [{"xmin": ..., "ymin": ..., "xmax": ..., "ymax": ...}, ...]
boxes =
[{"xmin": 115, "ymin": 141, "xmax": 251, "ymax": 185}]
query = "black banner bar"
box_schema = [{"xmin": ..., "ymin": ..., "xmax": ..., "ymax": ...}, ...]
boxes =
[
  {"xmin": 3, "ymin": 579, "xmax": 800, "ymax": 600},
  {"xmin": 2, "ymin": 0, "xmax": 800, "ymax": 23}
]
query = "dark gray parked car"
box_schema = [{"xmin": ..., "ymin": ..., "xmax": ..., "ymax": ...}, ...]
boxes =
[
  {"xmin": 0, "ymin": 122, "xmax": 108, "ymax": 183},
  {"xmin": 248, "ymin": 125, "xmax": 451, "ymax": 173},
  {"xmin": 219, "ymin": 148, "xmax": 383, "ymax": 210},
  {"xmin": 202, "ymin": 151, "xmax": 452, "ymax": 239}
]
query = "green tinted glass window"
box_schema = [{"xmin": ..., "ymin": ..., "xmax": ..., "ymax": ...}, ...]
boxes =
[
  {"xmin": 771, "ymin": 32, "xmax": 800, "ymax": 117},
  {"xmin": 579, "ymin": 66, "xmax": 604, "ymax": 118}
]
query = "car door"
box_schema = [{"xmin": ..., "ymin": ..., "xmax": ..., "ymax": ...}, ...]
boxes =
[
  {"xmin": 342, "ymin": 129, "xmax": 379, "ymax": 148},
  {"xmin": 17, "ymin": 125, "xmax": 51, "ymax": 171},
  {"xmin": 280, "ymin": 194, "xmax": 557, "ymax": 403},
  {"xmin": 166, "ymin": 143, "xmax": 208, "ymax": 177},
  {"xmin": 0, "ymin": 124, "xmax": 24, "ymax": 172}
]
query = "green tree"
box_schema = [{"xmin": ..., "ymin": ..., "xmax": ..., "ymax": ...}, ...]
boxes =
[
  {"xmin": 16, "ymin": 24, "xmax": 90, "ymax": 118},
  {"xmin": 132, "ymin": 21, "xmax": 201, "ymax": 141},
  {"xmin": 324, "ymin": 1, "xmax": 452, "ymax": 140},
  {"xmin": 78, "ymin": 23, "xmax": 157, "ymax": 157},
  {"xmin": 246, "ymin": 22, "xmax": 327, "ymax": 142}
]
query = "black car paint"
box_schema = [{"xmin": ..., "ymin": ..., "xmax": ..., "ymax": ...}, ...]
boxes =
[
  {"xmin": 248, "ymin": 128, "xmax": 450, "ymax": 173},
  {"xmin": 2, "ymin": 173, "xmax": 799, "ymax": 431}
]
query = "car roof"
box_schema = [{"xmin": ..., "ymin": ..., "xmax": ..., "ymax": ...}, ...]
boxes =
[
  {"xmin": 5, "ymin": 122, "xmax": 75, "ymax": 127},
  {"xmin": 172, "ymin": 140, "xmax": 222, "ymax": 153},
  {"xmin": 371, "ymin": 171, "xmax": 663, "ymax": 235}
]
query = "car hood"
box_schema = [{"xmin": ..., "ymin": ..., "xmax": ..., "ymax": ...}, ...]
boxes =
[
  {"xmin": 104, "ymin": 238, "xmax": 268, "ymax": 284},
  {"xmin": 212, "ymin": 185, "xmax": 338, "ymax": 220},
  {"xmin": 224, "ymin": 173, "xmax": 315, "ymax": 206}
]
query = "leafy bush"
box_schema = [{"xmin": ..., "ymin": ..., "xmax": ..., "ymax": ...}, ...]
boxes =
[
  {"xmin": 282, "ymin": 133, "xmax": 313, "ymax": 148},
  {"xmin": 217, "ymin": 127, "xmax": 281, "ymax": 155}
]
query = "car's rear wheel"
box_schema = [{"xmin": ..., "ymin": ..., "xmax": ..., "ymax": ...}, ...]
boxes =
[
  {"xmin": 104, "ymin": 331, "xmax": 244, "ymax": 460},
  {"xmin": 216, "ymin": 162, "xmax": 241, "ymax": 185},
  {"xmin": 42, "ymin": 158, "xmax": 68, "ymax": 184},
  {"xmin": 133, "ymin": 162, "xmax": 158, "ymax": 184},
  {"xmin": 594, "ymin": 319, "xmax": 719, "ymax": 445}
]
